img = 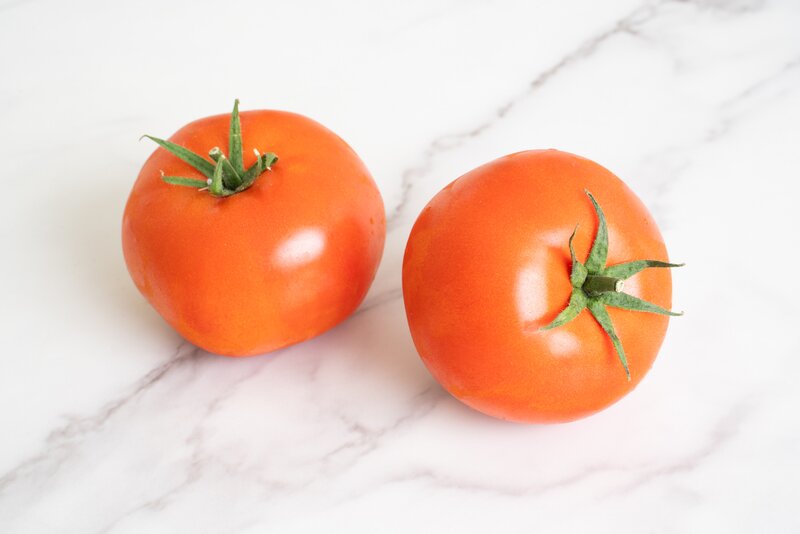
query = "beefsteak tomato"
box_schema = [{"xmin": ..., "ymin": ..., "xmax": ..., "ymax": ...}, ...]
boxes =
[
  {"xmin": 123, "ymin": 101, "xmax": 385, "ymax": 356},
  {"xmin": 402, "ymin": 149, "xmax": 681, "ymax": 423}
]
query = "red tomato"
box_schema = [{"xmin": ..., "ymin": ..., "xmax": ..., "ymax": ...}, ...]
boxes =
[
  {"xmin": 402, "ymin": 149, "xmax": 680, "ymax": 423},
  {"xmin": 123, "ymin": 102, "xmax": 385, "ymax": 356}
]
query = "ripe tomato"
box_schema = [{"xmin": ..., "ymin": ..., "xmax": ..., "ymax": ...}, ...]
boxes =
[
  {"xmin": 123, "ymin": 102, "xmax": 385, "ymax": 356},
  {"xmin": 402, "ymin": 149, "xmax": 680, "ymax": 423}
]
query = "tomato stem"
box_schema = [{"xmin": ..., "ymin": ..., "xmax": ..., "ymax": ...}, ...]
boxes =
[
  {"xmin": 540, "ymin": 191, "xmax": 683, "ymax": 380},
  {"xmin": 583, "ymin": 275, "xmax": 623, "ymax": 295},
  {"xmin": 142, "ymin": 100, "xmax": 279, "ymax": 198}
]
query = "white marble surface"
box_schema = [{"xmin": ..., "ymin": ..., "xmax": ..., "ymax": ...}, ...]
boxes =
[{"xmin": 2, "ymin": 0, "xmax": 799, "ymax": 532}]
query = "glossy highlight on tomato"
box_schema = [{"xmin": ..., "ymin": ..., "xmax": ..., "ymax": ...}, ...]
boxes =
[
  {"xmin": 123, "ymin": 104, "xmax": 385, "ymax": 356},
  {"xmin": 402, "ymin": 149, "xmax": 678, "ymax": 423}
]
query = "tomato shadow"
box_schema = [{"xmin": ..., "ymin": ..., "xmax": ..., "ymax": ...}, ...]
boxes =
[
  {"xmin": 319, "ymin": 292, "xmax": 445, "ymax": 408},
  {"xmin": 298, "ymin": 288, "xmax": 527, "ymax": 431},
  {"xmin": 54, "ymin": 167, "xmax": 179, "ymax": 346}
]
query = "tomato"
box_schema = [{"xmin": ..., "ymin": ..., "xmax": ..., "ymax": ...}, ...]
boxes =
[
  {"xmin": 402, "ymin": 149, "xmax": 681, "ymax": 423},
  {"xmin": 122, "ymin": 101, "xmax": 385, "ymax": 356}
]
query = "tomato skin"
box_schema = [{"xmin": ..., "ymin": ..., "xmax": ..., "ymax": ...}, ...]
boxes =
[
  {"xmin": 402, "ymin": 150, "xmax": 672, "ymax": 423},
  {"xmin": 123, "ymin": 110, "xmax": 385, "ymax": 356}
]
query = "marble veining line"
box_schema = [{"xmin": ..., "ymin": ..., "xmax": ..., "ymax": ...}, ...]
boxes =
[
  {"xmin": 92, "ymin": 355, "xmax": 438, "ymax": 531},
  {"xmin": 0, "ymin": 342, "xmax": 197, "ymax": 497},
  {"xmin": 96, "ymin": 383, "xmax": 445, "ymax": 532},
  {"xmin": 317, "ymin": 385, "xmax": 443, "ymax": 478},
  {"xmin": 335, "ymin": 402, "xmax": 752, "ymax": 504},
  {"xmin": 93, "ymin": 365, "xmax": 270, "ymax": 534},
  {"xmin": 704, "ymin": 54, "xmax": 800, "ymax": 144},
  {"xmin": 385, "ymin": 0, "xmax": 670, "ymax": 231},
  {"xmin": 0, "ymin": 0, "xmax": 35, "ymax": 13},
  {"xmin": 674, "ymin": 0, "xmax": 766, "ymax": 15},
  {"xmin": 607, "ymin": 401, "xmax": 754, "ymax": 496},
  {"xmin": 95, "ymin": 478, "xmax": 199, "ymax": 534},
  {"xmin": 634, "ymin": 52, "xmax": 800, "ymax": 224},
  {"xmin": 718, "ymin": 55, "xmax": 800, "ymax": 111},
  {"xmin": 379, "ymin": 0, "xmax": 471, "ymax": 42},
  {"xmin": 343, "ymin": 463, "xmax": 622, "ymax": 503},
  {"xmin": 235, "ymin": 386, "xmax": 443, "ymax": 497},
  {"xmin": 235, "ymin": 386, "xmax": 441, "ymax": 499}
]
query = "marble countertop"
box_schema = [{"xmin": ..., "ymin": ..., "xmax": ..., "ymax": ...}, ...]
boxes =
[{"xmin": 2, "ymin": 0, "xmax": 799, "ymax": 532}]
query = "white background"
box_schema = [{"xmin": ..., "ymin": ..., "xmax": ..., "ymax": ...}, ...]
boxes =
[{"xmin": 1, "ymin": 0, "xmax": 799, "ymax": 532}]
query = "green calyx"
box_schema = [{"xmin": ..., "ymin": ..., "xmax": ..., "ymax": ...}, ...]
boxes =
[
  {"xmin": 540, "ymin": 191, "xmax": 684, "ymax": 380},
  {"xmin": 142, "ymin": 99, "xmax": 278, "ymax": 197}
]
